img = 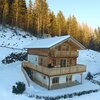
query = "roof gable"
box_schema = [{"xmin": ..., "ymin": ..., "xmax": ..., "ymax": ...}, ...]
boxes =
[{"xmin": 25, "ymin": 35, "xmax": 85, "ymax": 50}]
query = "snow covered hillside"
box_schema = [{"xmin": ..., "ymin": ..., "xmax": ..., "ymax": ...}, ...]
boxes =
[
  {"xmin": 0, "ymin": 26, "xmax": 36, "ymax": 48},
  {"xmin": 0, "ymin": 27, "xmax": 100, "ymax": 100}
]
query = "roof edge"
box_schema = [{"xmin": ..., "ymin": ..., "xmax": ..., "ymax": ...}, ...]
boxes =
[{"xmin": 69, "ymin": 36, "xmax": 86, "ymax": 50}]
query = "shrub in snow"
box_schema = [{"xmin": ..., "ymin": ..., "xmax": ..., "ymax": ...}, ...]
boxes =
[
  {"xmin": 27, "ymin": 89, "xmax": 100, "ymax": 100},
  {"xmin": 2, "ymin": 52, "xmax": 27, "ymax": 64},
  {"xmin": 12, "ymin": 82, "xmax": 26, "ymax": 94},
  {"xmin": 86, "ymin": 72, "xmax": 93, "ymax": 80},
  {"xmin": 23, "ymin": 35, "xmax": 26, "ymax": 38}
]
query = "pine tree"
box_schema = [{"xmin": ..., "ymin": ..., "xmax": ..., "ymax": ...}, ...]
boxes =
[
  {"xmin": 0, "ymin": 0, "xmax": 4, "ymax": 24},
  {"xmin": 7, "ymin": 0, "xmax": 14, "ymax": 25},
  {"xmin": 27, "ymin": 0, "xmax": 34, "ymax": 32},
  {"xmin": 56, "ymin": 11, "xmax": 66, "ymax": 36},
  {"xmin": 11, "ymin": 0, "xmax": 19, "ymax": 26},
  {"xmin": 78, "ymin": 24, "xmax": 84, "ymax": 44},
  {"xmin": 33, "ymin": 0, "xmax": 41, "ymax": 37},
  {"xmin": 2, "ymin": 0, "xmax": 9, "ymax": 26},
  {"xmin": 46, "ymin": 11, "xmax": 56, "ymax": 36},
  {"xmin": 71, "ymin": 16, "xmax": 79, "ymax": 39},
  {"xmin": 94, "ymin": 27, "xmax": 100, "ymax": 51},
  {"xmin": 33, "ymin": 0, "xmax": 49, "ymax": 37},
  {"xmin": 66, "ymin": 15, "xmax": 79, "ymax": 39},
  {"xmin": 81, "ymin": 23, "xmax": 91, "ymax": 47},
  {"xmin": 88, "ymin": 36, "xmax": 95, "ymax": 50},
  {"xmin": 18, "ymin": 0, "xmax": 27, "ymax": 30},
  {"xmin": 41, "ymin": 0, "xmax": 49, "ymax": 35}
]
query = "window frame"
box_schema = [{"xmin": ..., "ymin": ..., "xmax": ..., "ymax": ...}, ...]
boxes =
[
  {"xmin": 60, "ymin": 59, "xmax": 66, "ymax": 67},
  {"xmin": 52, "ymin": 77, "xmax": 59, "ymax": 84}
]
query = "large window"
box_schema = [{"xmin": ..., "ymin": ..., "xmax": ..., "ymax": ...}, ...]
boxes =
[
  {"xmin": 60, "ymin": 59, "xmax": 66, "ymax": 67},
  {"xmin": 52, "ymin": 77, "xmax": 59, "ymax": 84}
]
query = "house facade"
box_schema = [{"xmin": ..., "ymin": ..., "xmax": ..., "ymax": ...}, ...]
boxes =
[{"xmin": 22, "ymin": 35, "xmax": 86, "ymax": 90}]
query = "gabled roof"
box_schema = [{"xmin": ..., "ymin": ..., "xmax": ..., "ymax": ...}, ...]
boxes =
[{"xmin": 25, "ymin": 35, "xmax": 85, "ymax": 50}]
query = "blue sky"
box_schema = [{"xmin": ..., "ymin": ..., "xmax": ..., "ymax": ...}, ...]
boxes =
[{"xmin": 27, "ymin": 0, "xmax": 100, "ymax": 29}]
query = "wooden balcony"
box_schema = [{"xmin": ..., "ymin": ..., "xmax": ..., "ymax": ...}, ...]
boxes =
[
  {"xmin": 22, "ymin": 61, "xmax": 86, "ymax": 76},
  {"xmin": 50, "ymin": 51, "xmax": 78, "ymax": 57}
]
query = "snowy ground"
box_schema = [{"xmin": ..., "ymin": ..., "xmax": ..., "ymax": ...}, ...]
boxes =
[{"xmin": 0, "ymin": 27, "xmax": 100, "ymax": 100}]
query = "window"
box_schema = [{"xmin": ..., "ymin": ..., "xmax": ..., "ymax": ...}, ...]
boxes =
[
  {"xmin": 66, "ymin": 76, "xmax": 68, "ymax": 82},
  {"xmin": 53, "ymin": 60, "xmax": 56, "ymax": 66},
  {"xmin": 69, "ymin": 75, "xmax": 72, "ymax": 81},
  {"xmin": 66, "ymin": 75, "xmax": 72, "ymax": 82},
  {"xmin": 43, "ymin": 76, "xmax": 46, "ymax": 79},
  {"xmin": 52, "ymin": 77, "xmax": 59, "ymax": 84},
  {"xmin": 35, "ymin": 57, "xmax": 37, "ymax": 61},
  {"xmin": 66, "ymin": 46, "xmax": 69, "ymax": 51},
  {"xmin": 69, "ymin": 58, "xmax": 73, "ymax": 65},
  {"xmin": 40, "ymin": 58, "xmax": 43, "ymax": 65},
  {"xmin": 60, "ymin": 59, "xmax": 66, "ymax": 67},
  {"xmin": 58, "ymin": 46, "xmax": 61, "ymax": 51},
  {"xmin": 48, "ymin": 52, "xmax": 51, "ymax": 56},
  {"xmin": 62, "ymin": 46, "xmax": 66, "ymax": 51}
]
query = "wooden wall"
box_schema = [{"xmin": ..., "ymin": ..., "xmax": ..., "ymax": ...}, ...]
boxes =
[
  {"xmin": 27, "ymin": 40, "xmax": 78, "ymax": 68},
  {"xmin": 52, "ymin": 41, "xmax": 78, "ymax": 52},
  {"xmin": 38, "ymin": 56, "xmax": 49, "ymax": 67},
  {"xmin": 28, "ymin": 48, "xmax": 49, "ymax": 56}
]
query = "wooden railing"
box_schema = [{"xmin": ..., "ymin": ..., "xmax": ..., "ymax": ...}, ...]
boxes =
[
  {"xmin": 50, "ymin": 51, "xmax": 78, "ymax": 57},
  {"xmin": 22, "ymin": 61, "xmax": 86, "ymax": 76}
]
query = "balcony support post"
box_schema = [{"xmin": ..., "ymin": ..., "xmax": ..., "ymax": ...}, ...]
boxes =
[
  {"xmin": 68, "ymin": 75, "xmax": 69, "ymax": 85},
  {"xmin": 80, "ymin": 73, "xmax": 82, "ymax": 84},
  {"xmin": 48, "ymin": 76, "xmax": 51, "ymax": 90}
]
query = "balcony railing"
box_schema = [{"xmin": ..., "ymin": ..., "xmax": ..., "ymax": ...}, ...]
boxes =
[
  {"xmin": 50, "ymin": 51, "xmax": 78, "ymax": 57},
  {"xmin": 22, "ymin": 61, "xmax": 86, "ymax": 76}
]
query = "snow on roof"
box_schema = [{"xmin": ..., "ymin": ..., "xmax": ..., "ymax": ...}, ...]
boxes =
[
  {"xmin": 25, "ymin": 35, "xmax": 85, "ymax": 49},
  {"xmin": 25, "ymin": 35, "xmax": 70, "ymax": 49}
]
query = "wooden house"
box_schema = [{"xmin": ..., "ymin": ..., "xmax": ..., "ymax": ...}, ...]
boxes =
[{"xmin": 22, "ymin": 35, "xmax": 86, "ymax": 90}]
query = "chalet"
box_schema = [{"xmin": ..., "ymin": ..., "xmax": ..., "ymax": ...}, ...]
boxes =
[{"xmin": 22, "ymin": 35, "xmax": 86, "ymax": 90}]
